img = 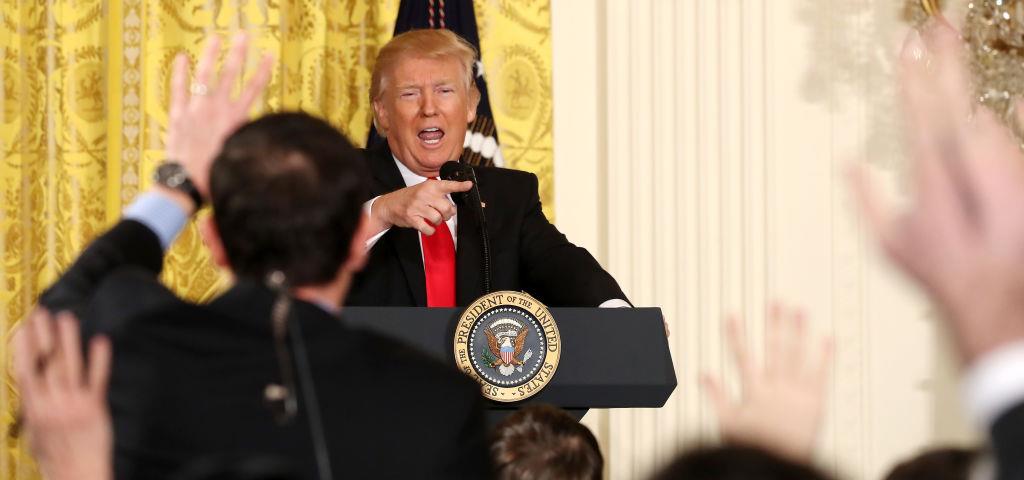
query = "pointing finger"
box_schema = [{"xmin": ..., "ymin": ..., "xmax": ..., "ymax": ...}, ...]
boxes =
[{"xmin": 438, "ymin": 180, "xmax": 474, "ymax": 193}]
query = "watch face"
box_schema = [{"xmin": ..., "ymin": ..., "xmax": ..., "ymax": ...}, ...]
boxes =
[
  {"xmin": 168, "ymin": 171, "xmax": 185, "ymax": 187},
  {"xmin": 156, "ymin": 163, "xmax": 186, "ymax": 188},
  {"xmin": 154, "ymin": 161, "xmax": 202, "ymax": 207}
]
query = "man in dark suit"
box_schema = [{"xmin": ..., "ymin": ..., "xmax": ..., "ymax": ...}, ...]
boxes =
[
  {"xmin": 348, "ymin": 28, "xmax": 629, "ymax": 309},
  {"xmin": 37, "ymin": 35, "xmax": 489, "ymax": 480}
]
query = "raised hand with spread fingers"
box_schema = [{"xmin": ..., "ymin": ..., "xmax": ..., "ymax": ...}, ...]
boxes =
[
  {"xmin": 701, "ymin": 304, "xmax": 834, "ymax": 463},
  {"xmin": 848, "ymin": 20, "xmax": 1024, "ymax": 365},
  {"xmin": 163, "ymin": 33, "xmax": 274, "ymax": 212},
  {"xmin": 12, "ymin": 309, "xmax": 113, "ymax": 480}
]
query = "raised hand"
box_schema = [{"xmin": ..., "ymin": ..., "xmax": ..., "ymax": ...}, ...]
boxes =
[
  {"xmin": 701, "ymin": 304, "xmax": 833, "ymax": 463},
  {"xmin": 369, "ymin": 179, "xmax": 474, "ymax": 236},
  {"xmin": 13, "ymin": 309, "xmax": 113, "ymax": 480},
  {"xmin": 165, "ymin": 33, "xmax": 274, "ymax": 199},
  {"xmin": 848, "ymin": 20, "xmax": 1024, "ymax": 364}
]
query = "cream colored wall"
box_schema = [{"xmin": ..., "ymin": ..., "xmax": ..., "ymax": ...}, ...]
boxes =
[{"xmin": 551, "ymin": 1, "xmax": 978, "ymax": 479}]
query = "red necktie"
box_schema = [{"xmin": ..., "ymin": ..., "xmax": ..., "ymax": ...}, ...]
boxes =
[{"xmin": 421, "ymin": 179, "xmax": 456, "ymax": 307}]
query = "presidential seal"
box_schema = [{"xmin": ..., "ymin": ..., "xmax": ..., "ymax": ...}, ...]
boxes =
[{"xmin": 454, "ymin": 291, "xmax": 561, "ymax": 402}]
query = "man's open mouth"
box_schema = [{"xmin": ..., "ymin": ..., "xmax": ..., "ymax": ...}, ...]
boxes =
[{"xmin": 418, "ymin": 127, "xmax": 444, "ymax": 145}]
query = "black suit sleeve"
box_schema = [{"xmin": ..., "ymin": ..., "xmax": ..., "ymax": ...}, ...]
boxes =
[
  {"xmin": 516, "ymin": 173, "xmax": 629, "ymax": 307},
  {"xmin": 38, "ymin": 220, "xmax": 164, "ymax": 316},
  {"xmin": 992, "ymin": 401, "xmax": 1024, "ymax": 480}
]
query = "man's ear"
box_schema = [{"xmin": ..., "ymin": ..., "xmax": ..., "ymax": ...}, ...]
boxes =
[
  {"xmin": 199, "ymin": 215, "xmax": 231, "ymax": 270},
  {"xmin": 466, "ymin": 87, "xmax": 480, "ymax": 124},
  {"xmin": 344, "ymin": 215, "xmax": 371, "ymax": 273},
  {"xmin": 372, "ymin": 98, "xmax": 389, "ymax": 136}
]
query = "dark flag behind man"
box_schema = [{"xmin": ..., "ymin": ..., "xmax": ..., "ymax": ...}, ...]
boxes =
[{"xmin": 367, "ymin": 0, "xmax": 505, "ymax": 167}]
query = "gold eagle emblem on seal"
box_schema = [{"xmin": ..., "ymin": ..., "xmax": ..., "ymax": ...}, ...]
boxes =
[{"xmin": 453, "ymin": 291, "xmax": 561, "ymax": 402}]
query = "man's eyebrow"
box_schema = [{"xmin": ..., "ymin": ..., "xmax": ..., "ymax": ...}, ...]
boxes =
[{"xmin": 394, "ymin": 79, "xmax": 456, "ymax": 90}]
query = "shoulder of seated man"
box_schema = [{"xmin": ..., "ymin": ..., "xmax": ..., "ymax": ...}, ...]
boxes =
[{"xmin": 85, "ymin": 266, "xmax": 181, "ymax": 338}]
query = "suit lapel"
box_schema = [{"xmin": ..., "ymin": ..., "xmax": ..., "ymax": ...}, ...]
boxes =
[
  {"xmin": 392, "ymin": 229, "xmax": 428, "ymax": 307},
  {"xmin": 367, "ymin": 144, "xmax": 428, "ymax": 307},
  {"xmin": 367, "ymin": 143, "xmax": 406, "ymax": 194}
]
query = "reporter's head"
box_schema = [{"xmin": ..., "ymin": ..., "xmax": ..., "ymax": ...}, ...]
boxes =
[
  {"xmin": 490, "ymin": 404, "xmax": 602, "ymax": 480},
  {"xmin": 203, "ymin": 112, "xmax": 369, "ymax": 287}
]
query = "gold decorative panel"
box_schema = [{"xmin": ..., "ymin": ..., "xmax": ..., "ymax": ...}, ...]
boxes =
[{"xmin": 474, "ymin": 0, "xmax": 554, "ymax": 219}]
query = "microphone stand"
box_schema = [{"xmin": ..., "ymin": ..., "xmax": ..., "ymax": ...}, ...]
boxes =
[
  {"xmin": 465, "ymin": 167, "xmax": 492, "ymax": 294},
  {"xmin": 441, "ymin": 161, "xmax": 492, "ymax": 294}
]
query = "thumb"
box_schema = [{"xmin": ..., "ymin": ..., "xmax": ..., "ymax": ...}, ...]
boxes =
[{"xmin": 700, "ymin": 373, "xmax": 730, "ymax": 417}]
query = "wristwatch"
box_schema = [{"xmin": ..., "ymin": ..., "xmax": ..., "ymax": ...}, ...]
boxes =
[{"xmin": 153, "ymin": 161, "xmax": 204, "ymax": 209}]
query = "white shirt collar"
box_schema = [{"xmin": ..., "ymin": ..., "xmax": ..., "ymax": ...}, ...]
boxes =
[{"xmin": 393, "ymin": 155, "xmax": 431, "ymax": 187}]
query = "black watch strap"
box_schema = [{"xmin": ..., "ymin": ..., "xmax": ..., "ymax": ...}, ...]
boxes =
[{"xmin": 154, "ymin": 161, "xmax": 204, "ymax": 209}]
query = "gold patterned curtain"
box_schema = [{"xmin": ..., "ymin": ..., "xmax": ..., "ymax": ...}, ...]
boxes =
[{"xmin": 0, "ymin": 1, "xmax": 552, "ymax": 477}]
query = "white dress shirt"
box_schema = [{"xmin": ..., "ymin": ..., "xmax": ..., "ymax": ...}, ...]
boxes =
[
  {"xmin": 362, "ymin": 156, "xmax": 630, "ymax": 308},
  {"xmin": 964, "ymin": 340, "xmax": 1024, "ymax": 429}
]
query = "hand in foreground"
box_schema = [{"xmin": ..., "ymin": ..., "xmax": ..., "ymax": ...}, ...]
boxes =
[
  {"xmin": 848, "ymin": 21, "xmax": 1024, "ymax": 364},
  {"xmin": 701, "ymin": 304, "xmax": 833, "ymax": 463},
  {"xmin": 165, "ymin": 33, "xmax": 274, "ymax": 200},
  {"xmin": 369, "ymin": 180, "xmax": 473, "ymax": 236},
  {"xmin": 12, "ymin": 309, "xmax": 113, "ymax": 480}
]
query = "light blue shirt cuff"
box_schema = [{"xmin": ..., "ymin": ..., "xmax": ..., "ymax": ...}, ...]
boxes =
[{"xmin": 123, "ymin": 192, "xmax": 189, "ymax": 250}]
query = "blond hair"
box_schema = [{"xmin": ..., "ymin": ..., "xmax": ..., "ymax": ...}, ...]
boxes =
[{"xmin": 370, "ymin": 29, "xmax": 479, "ymax": 130}]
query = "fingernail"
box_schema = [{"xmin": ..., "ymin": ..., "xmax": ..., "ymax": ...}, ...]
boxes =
[
  {"xmin": 902, "ymin": 29, "xmax": 926, "ymax": 62},
  {"xmin": 934, "ymin": 13, "xmax": 962, "ymax": 39}
]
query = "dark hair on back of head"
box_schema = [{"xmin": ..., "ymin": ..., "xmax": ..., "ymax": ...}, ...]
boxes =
[
  {"xmin": 651, "ymin": 445, "xmax": 834, "ymax": 480},
  {"xmin": 883, "ymin": 447, "xmax": 980, "ymax": 480},
  {"xmin": 490, "ymin": 404, "xmax": 603, "ymax": 480},
  {"xmin": 210, "ymin": 112, "xmax": 369, "ymax": 286}
]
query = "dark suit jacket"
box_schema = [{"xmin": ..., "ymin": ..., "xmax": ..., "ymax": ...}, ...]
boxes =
[
  {"xmin": 348, "ymin": 144, "xmax": 629, "ymax": 307},
  {"xmin": 992, "ymin": 402, "xmax": 1024, "ymax": 480},
  {"xmin": 40, "ymin": 220, "xmax": 490, "ymax": 480}
]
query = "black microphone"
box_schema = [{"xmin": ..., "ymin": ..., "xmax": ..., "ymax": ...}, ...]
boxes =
[
  {"xmin": 439, "ymin": 160, "xmax": 469, "ymax": 179},
  {"xmin": 440, "ymin": 160, "xmax": 492, "ymax": 294},
  {"xmin": 440, "ymin": 161, "xmax": 471, "ymax": 205}
]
